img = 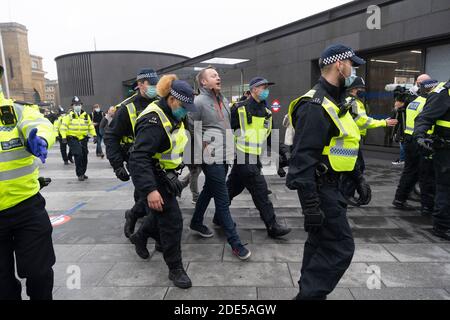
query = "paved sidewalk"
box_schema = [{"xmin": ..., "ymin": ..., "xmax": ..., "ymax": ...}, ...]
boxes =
[{"xmin": 35, "ymin": 144, "xmax": 450, "ymax": 300}]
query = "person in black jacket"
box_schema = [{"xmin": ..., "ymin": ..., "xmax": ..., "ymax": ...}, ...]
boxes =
[
  {"xmin": 91, "ymin": 104, "xmax": 105, "ymax": 158},
  {"xmin": 128, "ymin": 75, "xmax": 197, "ymax": 288},
  {"xmin": 287, "ymin": 44, "xmax": 366, "ymax": 300},
  {"xmin": 104, "ymin": 69, "xmax": 159, "ymax": 238},
  {"xmin": 414, "ymin": 81, "xmax": 450, "ymax": 240}
]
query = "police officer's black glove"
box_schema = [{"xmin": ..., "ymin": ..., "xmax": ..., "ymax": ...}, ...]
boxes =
[
  {"xmin": 93, "ymin": 136, "xmax": 98, "ymax": 144},
  {"xmin": 38, "ymin": 177, "xmax": 52, "ymax": 190},
  {"xmin": 164, "ymin": 171, "xmax": 183, "ymax": 197},
  {"xmin": 417, "ymin": 137, "xmax": 434, "ymax": 152},
  {"xmin": 303, "ymin": 207, "xmax": 325, "ymax": 234},
  {"xmin": 356, "ymin": 178, "xmax": 372, "ymax": 206},
  {"xmin": 115, "ymin": 166, "xmax": 130, "ymax": 182}
]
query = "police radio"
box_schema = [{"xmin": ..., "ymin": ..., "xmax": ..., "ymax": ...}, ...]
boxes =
[{"xmin": 0, "ymin": 105, "xmax": 17, "ymax": 125}]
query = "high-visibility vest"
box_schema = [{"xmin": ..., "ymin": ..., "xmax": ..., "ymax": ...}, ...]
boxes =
[
  {"xmin": 137, "ymin": 102, "xmax": 188, "ymax": 170},
  {"xmin": 0, "ymin": 97, "xmax": 55, "ymax": 211},
  {"xmin": 346, "ymin": 97, "xmax": 386, "ymax": 137},
  {"xmin": 53, "ymin": 115, "xmax": 64, "ymax": 136},
  {"xmin": 60, "ymin": 111, "xmax": 96, "ymax": 140},
  {"xmin": 114, "ymin": 94, "xmax": 139, "ymax": 145},
  {"xmin": 404, "ymin": 96, "xmax": 434, "ymax": 135},
  {"xmin": 432, "ymin": 82, "xmax": 450, "ymax": 136},
  {"xmin": 288, "ymin": 89, "xmax": 361, "ymax": 172},
  {"xmin": 235, "ymin": 105, "xmax": 272, "ymax": 156}
]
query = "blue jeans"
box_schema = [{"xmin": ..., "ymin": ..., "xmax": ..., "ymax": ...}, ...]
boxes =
[
  {"xmin": 399, "ymin": 142, "xmax": 406, "ymax": 162},
  {"xmin": 190, "ymin": 164, "xmax": 241, "ymax": 248},
  {"xmin": 96, "ymin": 134, "xmax": 103, "ymax": 156}
]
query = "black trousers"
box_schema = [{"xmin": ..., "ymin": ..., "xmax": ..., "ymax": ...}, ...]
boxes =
[
  {"xmin": 126, "ymin": 162, "xmax": 147, "ymax": 219},
  {"xmin": 68, "ymin": 136, "xmax": 89, "ymax": 177},
  {"xmin": 136, "ymin": 182, "xmax": 183, "ymax": 270},
  {"xmin": 297, "ymin": 178, "xmax": 355, "ymax": 300},
  {"xmin": 394, "ymin": 138, "xmax": 435, "ymax": 209},
  {"xmin": 227, "ymin": 163, "xmax": 277, "ymax": 228},
  {"xmin": 433, "ymin": 148, "xmax": 450, "ymax": 230},
  {"xmin": 0, "ymin": 193, "xmax": 55, "ymax": 300},
  {"xmin": 340, "ymin": 148, "xmax": 365, "ymax": 199},
  {"xmin": 58, "ymin": 136, "xmax": 72, "ymax": 162}
]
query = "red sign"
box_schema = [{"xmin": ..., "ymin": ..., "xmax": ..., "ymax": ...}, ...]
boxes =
[
  {"xmin": 271, "ymin": 100, "xmax": 281, "ymax": 112},
  {"xmin": 50, "ymin": 215, "xmax": 72, "ymax": 227}
]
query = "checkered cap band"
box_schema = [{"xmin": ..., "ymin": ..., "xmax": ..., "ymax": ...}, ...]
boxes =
[
  {"xmin": 322, "ymin": 51, "xmax": 355, "ymax": 66},
  {"xmin": 170, "ymin": 88, "xmax": 193, "ymax": 104},
  {"xmin": 423, "ymin": 81, "xmax": 439, "ymax": 89},
  {"xmin": 250, "ymin": 80, "xmax": 268, "ymax": 89},
  {"xmin": 136, "ymin": 72, "xmax": 158, "ymax": 81}
]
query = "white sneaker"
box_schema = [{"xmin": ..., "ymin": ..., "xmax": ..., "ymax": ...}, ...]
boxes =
[{"xmin": 392, "ymin": 160, "xmax": 405, "ymax": 165}]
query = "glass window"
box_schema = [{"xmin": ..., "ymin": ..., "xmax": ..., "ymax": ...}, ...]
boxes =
[
  {"xmin": 426, "ymin": 44, "xmax": 450, "ymax": 82},
  {"xmin": 364, "ymin": 49, "xmax": 423, "ymax": 147}
]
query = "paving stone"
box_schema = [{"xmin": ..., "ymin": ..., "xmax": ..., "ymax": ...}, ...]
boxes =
[
  {"xmin": 187, "ymin": 262, "xmax": 292, "ymax": 287},
  {"xmin": 288, "ymin": 263, "xmax": 370, "ymax": 288},
  {"xmin": 223, "ymin": 244, "xmax": 302, "ymax": 263},
  {"xmin": 257, "ymin": 287, "xmax": 355, "ymax": 300},
  {"xmin": 251, "ymin": 229, "xmax": 308, "ymax": 244},
  {"xmin": 100, "ymin": 262, "xmax": 179, "ymax": 287},
  {"xmin": 165, "ymin": 287, "xmax": 257, "ymax": 300},
  {"xmin": 384, "ymin": 244, "xmax": 450, "ymax": 262},
  {"xmin": 350, "ymin": 288, "xmax": 450, "ymax": 300},
  {"xmin": 376, "ymin": 263, "xmax": 450, "ymax": 288},
  {"xmin": 79, "ymin": 244, "xmax": 145, "ymax": 263},
  {"xmin": 151, "ymin": 244, "xmax": 224, "ymax": 262},
  {"xmin": 53, "ymin": 262, "xmax": 114, "ymax": 287},
  {"xmin": 54, "ymin": 245, "xmax": 95, "ymax": 263},
  {"xmin": 54, "ymin": 287, "xmax": 168, "ymax": 300},
  {"xmin": 352, "ymin": 244, "xmax": 397, "ymax": 262},
  {"xmin": 350, "ymin": 217, "xmax": 401, "ymax": 229}
]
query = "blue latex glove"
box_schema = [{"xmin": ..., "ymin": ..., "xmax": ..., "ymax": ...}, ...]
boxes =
[{"xmin": 27, "ymin": 128, "xmax": 48, "ymax": 163}]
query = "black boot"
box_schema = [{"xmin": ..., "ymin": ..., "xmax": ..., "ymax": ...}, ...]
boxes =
[
  {"xmin": 432, "ymin": 227, "xmax": 450, "ymax": 241},
  {"xmin": 169, "ymin": 268, "xmax": 192, "ymax": 289},
  {"xmin": 420, "ymin": 207, "xmax": 433, "ymax": 217},
  {"xmin": 267, "ymin": 220, "xmax": 291, "ymax": 238},
  {"xmin": 124, "ymin": 210, "xmax": 138, "ymax": 239},
  {"xmin": 130, "ymin": 232, "xmax": 150, "ymax": 259},
  {"xmin": 392, "ymin": 199, "xmax": 416, "ymax": 211}
]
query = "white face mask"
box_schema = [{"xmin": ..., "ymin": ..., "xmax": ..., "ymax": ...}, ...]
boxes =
[
  {"xmin": 95, "ymin": 108, "xmax": 100, "ymax": 112},
  {"xmin": 74, "ymin": 105, "xmax": 82, "ymax": 113}
]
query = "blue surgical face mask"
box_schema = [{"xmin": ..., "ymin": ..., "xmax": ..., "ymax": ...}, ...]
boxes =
[
  {"xmin": 345, "ymin": 75, "xmax": 357, "ymax": 88},
  {"xmin": 172, "ymin": 106, "xmax": 188, "ymax": 121},
  {"xmin": 356, "ymin": 90, "xmax": 367, "ymax": 99},
  {"xmin": 258, "ymin": 89, "xmax": 270, "ymax": 101},
  {"xmin": 145, "ymin": 85, "xmax": 157, "ymax": 99}
]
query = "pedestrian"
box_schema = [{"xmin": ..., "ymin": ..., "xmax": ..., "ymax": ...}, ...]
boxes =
[
  {"xmin": 414, "ymin": 80, "xmax": 450, "ymax": 240},
  {"xmin": 189, "ymin": 67, "xmax": 251, "ymax": 260},
  {"xmin": 287, "ymin": 44, "xmax": 365, "ymax": 300},
  {"xmin": 53, "ymin": 108, "xmax": 73, "ymax": 165},
  {"xmin": 0, "ymin": 65, "xmax": 56, "ymax": 300},
  {"xmin": 128, "ymin": 75, "xmax": 196, "ymax": 288},
  {"xmin": 91, "ymin": 104, "xmax": 105, "ymax": 158},
  {"xmin": 341, "ymin": 76, "xmax": 397, "ymax": 205},
  {"xmin": 227, "ymin": 77, "xmax": 291, "ymax": 238},
  {"xmin": 60, "ymin": 96, "xmax": 96, "ymax": 181},
  {"xmin": 104, "ymin": 68, "xmax": 160, "ymax": 238}
]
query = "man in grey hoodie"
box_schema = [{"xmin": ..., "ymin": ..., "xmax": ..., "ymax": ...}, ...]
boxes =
[{"xmin": 189, "ymin": 67, "xmax": 251, "ymax": 260}]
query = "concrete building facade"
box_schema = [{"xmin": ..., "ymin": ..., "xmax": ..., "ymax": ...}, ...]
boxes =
[
  {"xmin": 55, "ymin": 51, "xmax": 188, "ymax": 111},
  {"xmin": 158, "ymin": 0, "xmax": 450, "ymax": 148}
]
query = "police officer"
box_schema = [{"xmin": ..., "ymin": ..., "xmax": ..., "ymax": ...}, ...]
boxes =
[
  {"xmin": 227, "ymin": 77, "xmax": 291, "ymax": 238},
  {"xmin": 0, "ymin": 65, "xmax": 56, "ymax": 300},
  {"xmin": 53, "ymin": 108, "xmax": 73, "ymax": 165},
  {"xmin": 414, "ymin": 80, "xmax": 450, "ymax": 240},
  {"xmin": 287, "ymin": 44, "xmax": 365, "ymax": 300},
  {"xmin": 128, "ymin": 75, "xmax": 195, "ymax": 288},
  {"xmin": 60, "ymin": 96, "xmax": 96, "ymax": 181},
  {"xmin": 393, "ymin": 79, "xmax": 439, "ymax": 214},
  {"xmin": 341, "ymin": 76, "xmax": 397, "ymax": 205},
  {"xmin": 104, "ymin": 68, "xmax": 159, "ymax": 238}
]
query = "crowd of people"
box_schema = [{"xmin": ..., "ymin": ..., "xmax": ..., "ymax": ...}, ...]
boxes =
[{"xmin": 1, "ymin": 42, "xmax": 449, "ymax": 300}]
